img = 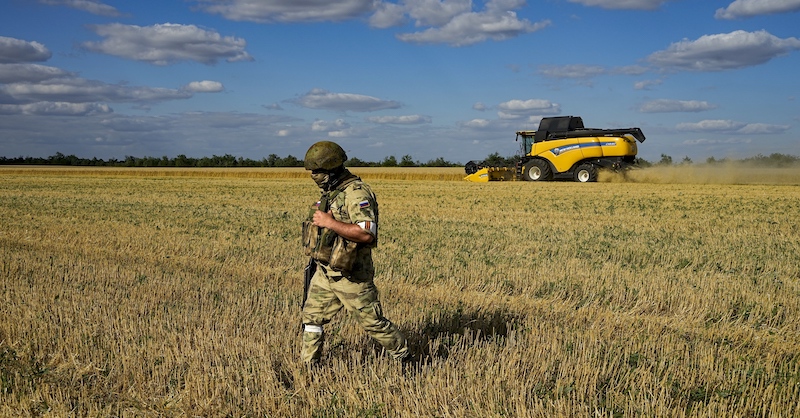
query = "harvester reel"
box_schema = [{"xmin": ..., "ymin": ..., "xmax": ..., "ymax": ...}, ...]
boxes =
[
  {"xmin": 465, "ymin": 160, "xmax": 482, "ymax": 175},
  {"xmin": 522, "ymin": 159, "xmax": 552, "ymax": 181}
]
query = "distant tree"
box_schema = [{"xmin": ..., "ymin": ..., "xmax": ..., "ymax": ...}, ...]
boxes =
[
  {"xmin": 345, "ymin": 157, "xmax": 369, "ymax": 167},
  {"xmin": 743, "ymin": 153, "xmax": 799, "ymax": 167},
  {"xmin": 399, "ymin": 155, "xmax": 416, "ymax": 167},
  {"xmin": 381, "ymin": 156, "xmax": 398, "ymax": 167},
  {"xmin": 277, "ymin": 155, "xmax": 301, "ymax": 167},
  {"xmin": 216, "ymin": 154, "xmax": 237, "ymax": 167},
  {"xmin": 264, "ymin": 154, "xmax": 279, "ymax": 167},
  {"xmin": 482, "ymin": 152, "xmax": 508, "ymax": 167},
  {"xmin": 20, "ymin": 150, "xmax": 800, "ymax": 169},
  {"xmin": 422, "ymin": 157, "xmax": 458, "ymax": 167},
  {"xmin": 49, "ymin": 152, "xmax": 68, "ymax": 165}
]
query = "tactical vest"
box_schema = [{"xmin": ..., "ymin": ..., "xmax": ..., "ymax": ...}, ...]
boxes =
[{"xmin": 301, "ymin": 174, "xmax": 361, "ymax": 274}]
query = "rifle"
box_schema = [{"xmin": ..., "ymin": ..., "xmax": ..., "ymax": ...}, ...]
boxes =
[
  {"xmin": 301, "ymin": 258, "xmax": 316, "ymax": 309},
  {"xmin": 301, "ymin": 191, "xmax": 330, "ymax": 309}
]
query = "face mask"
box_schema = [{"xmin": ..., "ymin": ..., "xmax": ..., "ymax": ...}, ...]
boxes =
[{"xmin": 311, "ymin": 172, "xmax": 330, "ymax": 189}]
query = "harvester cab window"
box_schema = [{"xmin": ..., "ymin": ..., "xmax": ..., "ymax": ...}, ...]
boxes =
[{"xmin": 521, "ymin": 134, "xmax": 534, "ymax": 155}]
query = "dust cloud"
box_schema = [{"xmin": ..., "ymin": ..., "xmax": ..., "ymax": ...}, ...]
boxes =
[{"xmin": 599, "ymin": 165, "xmax": 800, "ymax": 185}]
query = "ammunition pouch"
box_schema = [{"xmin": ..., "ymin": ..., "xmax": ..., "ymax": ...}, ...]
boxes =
[{"xmin": 302, "ymin": 221, "xmax": 359, "ymax": 274}]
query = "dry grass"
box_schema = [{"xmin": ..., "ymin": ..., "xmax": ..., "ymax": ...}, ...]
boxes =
[
  {"xmin": 1, "ymin": 167, "xmax": 798, "ymax": 417},
  {"xmin": 0, "ymin": 166, "xmax": 465, "ymax": 181}
]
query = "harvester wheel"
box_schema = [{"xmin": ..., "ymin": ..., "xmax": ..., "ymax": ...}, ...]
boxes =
[
  {"xmin": 574, "ymin": 163, "xmax": 598, "ymax": 183},
  {"xmin": 522, "ymin": 159, "xmax": 552, "ymax": 181}
]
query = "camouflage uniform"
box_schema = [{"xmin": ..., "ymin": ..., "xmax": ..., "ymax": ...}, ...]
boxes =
[{"xmin": 301, "ymin": 175, "xmax": 408, "ymax": 363}]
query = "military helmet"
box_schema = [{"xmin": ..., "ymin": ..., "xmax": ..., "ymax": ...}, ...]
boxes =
[{"xmin": 304, "ymin": 141, "xmax": 347, "ymax": 171}]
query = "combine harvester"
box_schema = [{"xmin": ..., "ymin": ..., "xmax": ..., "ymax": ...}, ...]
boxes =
[{"xmin": 464, "ymin": 116, "xmax": 646, "ymax": 182}]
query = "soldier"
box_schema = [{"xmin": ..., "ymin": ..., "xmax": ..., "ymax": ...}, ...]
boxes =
[{"xmin": 300, "ymin": 141, "xmax": 409, "ymax": 364}]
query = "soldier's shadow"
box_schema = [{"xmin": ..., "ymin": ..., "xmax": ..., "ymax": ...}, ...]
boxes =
[{"xmin": 403, "ymin": 304, "xmax": 522, "ymax": 364}]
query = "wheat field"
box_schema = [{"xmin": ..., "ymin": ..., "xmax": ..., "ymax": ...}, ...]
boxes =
[{"xmin": 1, "ymin": 166, "xmax": 799, "ymax": 417}]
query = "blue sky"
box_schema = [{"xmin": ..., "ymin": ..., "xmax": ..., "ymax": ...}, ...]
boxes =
[{"xmin": 1, "ymin": 0, "xmax": 799, "ymax": 164}]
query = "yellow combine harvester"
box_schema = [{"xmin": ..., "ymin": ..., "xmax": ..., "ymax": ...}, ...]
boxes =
[{"xmin": 464, "ymin": 116, "xmax": 646, "ymax": 182}]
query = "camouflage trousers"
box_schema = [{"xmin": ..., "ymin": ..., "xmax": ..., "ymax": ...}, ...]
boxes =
[{"xmin": 301, "ymin": 262, "xmax": 408, "ymax": 363}]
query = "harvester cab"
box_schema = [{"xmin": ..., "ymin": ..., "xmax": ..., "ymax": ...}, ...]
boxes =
[{"xmin": 464, "ymin": 116, "xmax": 646, "ymax": 182}]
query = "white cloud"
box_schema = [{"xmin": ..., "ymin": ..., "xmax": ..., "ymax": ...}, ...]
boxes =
[
  {"xmin": 193, "ymin": 0, "xmax": 374, "ymax": 22},
  {"xmin": 682, "ymin": 138, "xmax": 752, "ymax": 146},
  {"xmin": 736, "ymin": 123, "xmax": 791, "ymax": 134},
  {"xmin": 0, "ymin": 64, "xmax": 70, "ymax": 84},
  {"xmin": 367, "ymin": 115, "xmax": 432, "ymax": 125},
  {"xmin": 538, "ymin": 64, "xmax": 606, "ymax": 79},
  {"xmin": 473, "ymin": 102, "xmax": 487, "ymax": 111},
  {"xmin": 676, "ymin": 119, "xmax": 790, "ymax": 134},
  {"xmin": 396, "ymin": 0, "xmax": 550, "ymax": 46},
  {"xmin": 464, "ymin": 118, "xmax": 491, "ymax": 128},
  {"xmin": 715, "ymin": 0, "xmax": 800, "ymax": 19},
  {"xmin": 291, "ymin": 88, "xmax": 401, "ymax": 112},
  {"xmin": 369, "ymin": 1, "xmax": 407, "ymax": 28},
  {"xmin": 612, "ymin": 65, "xmax": 650, "ymax": 76},
  {"xmin": 192, "ymin": 0, "xmax": 546, "ymax": 46},
  {"xmin": 100, "ymin": 117, "xmax": 167, "ymax": 132},
  {"xmin": 1, "ymin": 110, "xmax": 303, "ymax": 159},
  {"xmin": 311, "ymin": 119, "xmax": 351, "ymax": 132},
  {"xmin": 0, "ymin": 102, "xmax": 112, "ymax": 116},
  {"xmin": 567, "ymin": 0, "xmax": 672, "ymax": 10},
  {"xmin": 0, "ymin": 36, "xmax": 52, "ymax": 64},
  {"xmin": 38, "ymin": 0, "xmax": 122, "ymax": 17},
  {"xmin": 677, "ymin": 119, "xmax": 746, "ymax": 132},
  {"xmin": 639, "ymin": 99, "xmax": 717, "ymax": 113},
  {"xmin": 3, "ymin": 78, "xmax": 193, "ymax": 104},
  {"xmin": 526, "ymin": 115, "xmax": 545, "ymax": 125},
  {"xmin": 82, "ymin": 23, "xmax": 253, "ymax": 65},
  {"xmin": 634, "ymin": 79, "xmax": 663, "ymax": 90},
  {"xmin": 0, "ymin": 62, "xmax": 209, "ymax": 119},
  {"xmin": 328, "ymin": 130, "xmax": 350, "ymax": 138},
  {"xmin": 183, "ymin": 80, "xmax": 225, "ymax": 93},
  {"xmin": 647, "ymin": 30, "xmax": 800, "ymax": 71},
  {"xmin": 404, "ymin": 0, "xmax": 473, "ymax": 27},
  {"xmin": 497, "ymin": 99, "xmax": 560, "ymax": 119}
]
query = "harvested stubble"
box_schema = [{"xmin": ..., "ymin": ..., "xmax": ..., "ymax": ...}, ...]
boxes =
[{"xmin": 1, "ymin": 167, "xmax": 799, "ymax": 417}]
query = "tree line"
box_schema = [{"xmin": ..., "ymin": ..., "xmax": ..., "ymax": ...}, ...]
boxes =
[
  {"xmin": 1, "ymin": 151, "xmax": 798, "ymax": 168},
  {"xmin": 0, "ymin": 152, "xmax": 462, "ymax": 168}
]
